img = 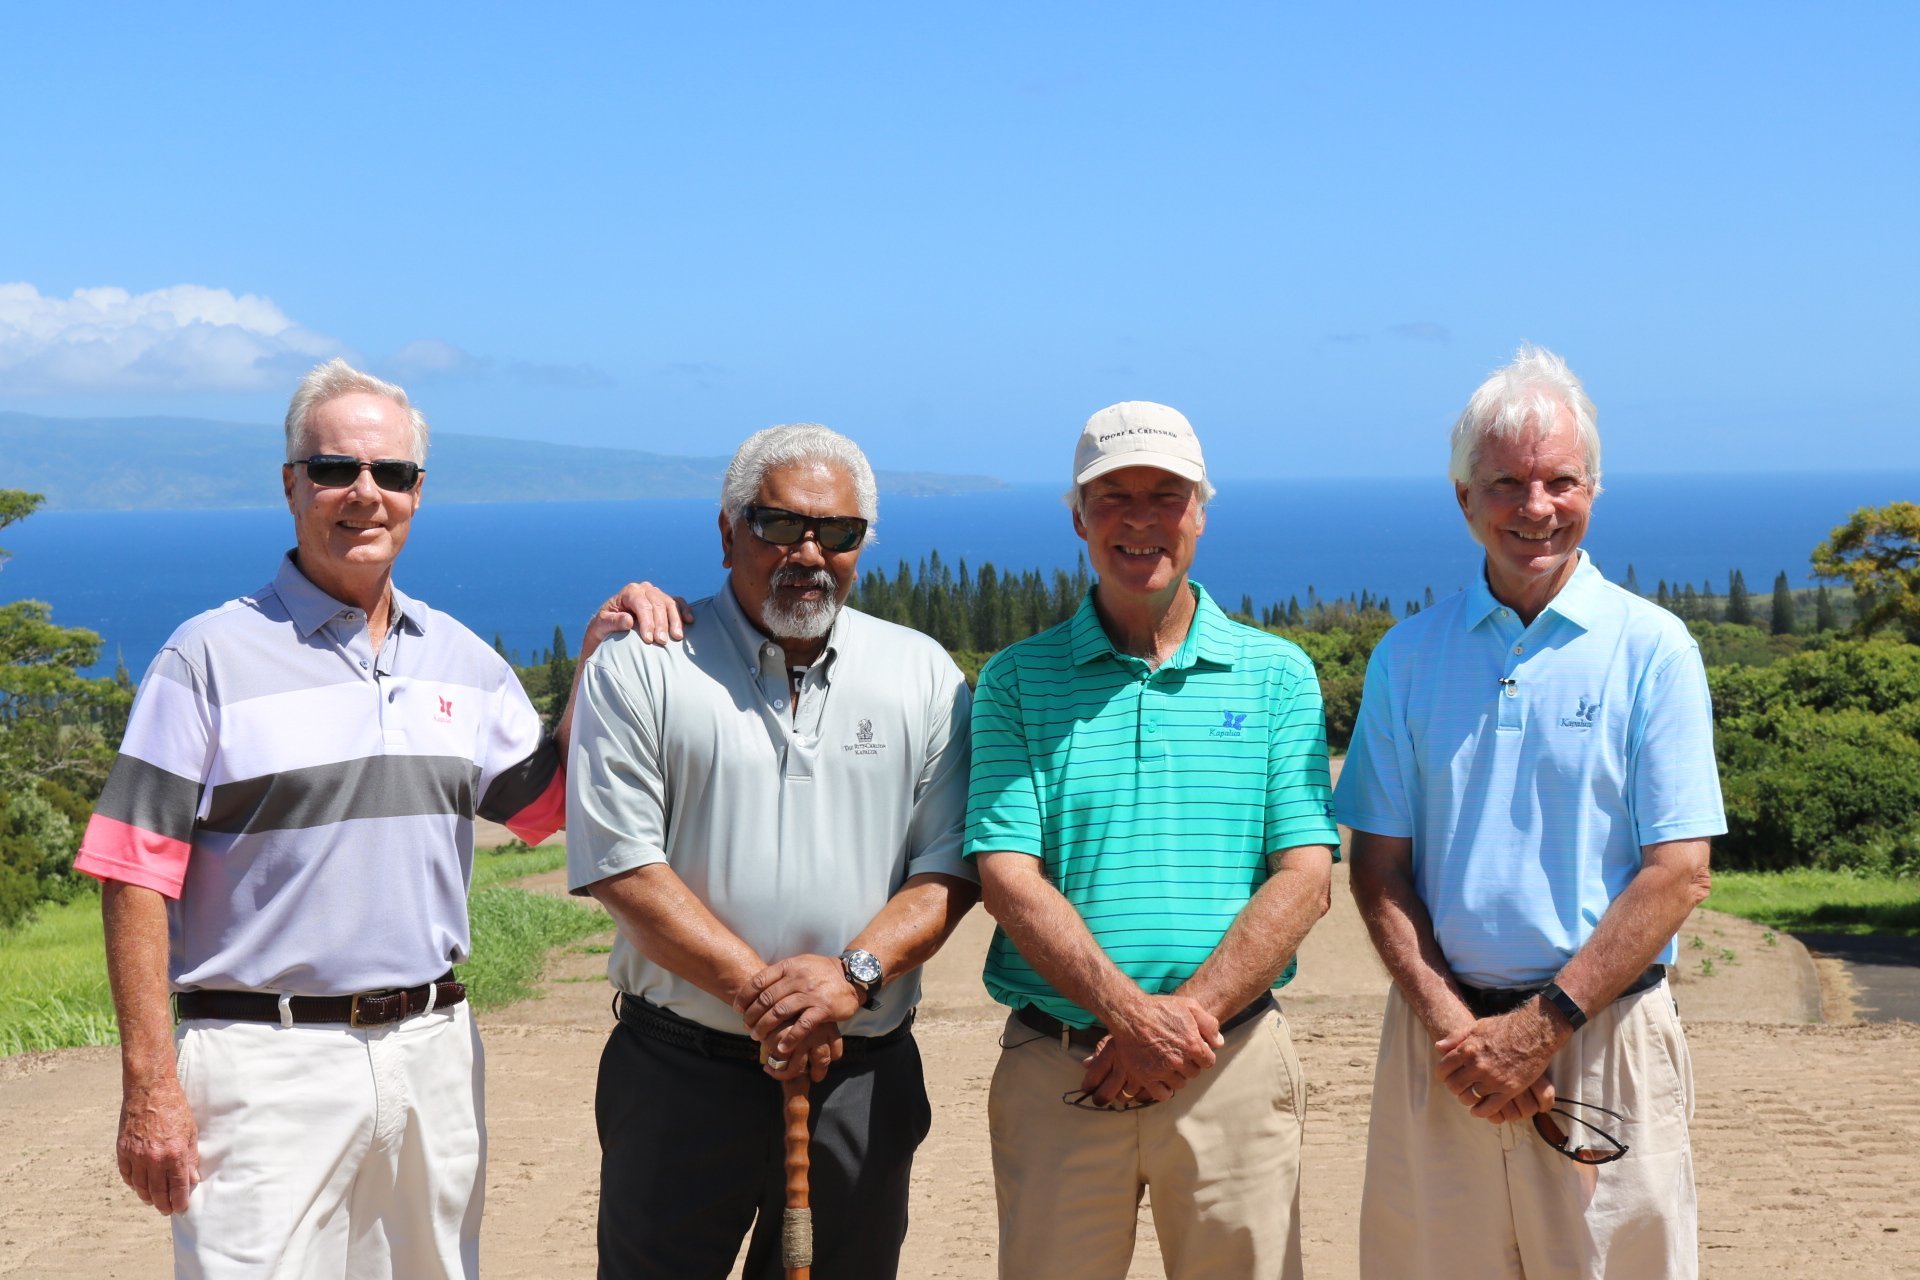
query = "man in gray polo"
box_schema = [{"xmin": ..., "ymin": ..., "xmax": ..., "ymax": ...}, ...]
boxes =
[{"xmin": 567, "ymin": 423, "xmax": 978, "ymax": 1279}]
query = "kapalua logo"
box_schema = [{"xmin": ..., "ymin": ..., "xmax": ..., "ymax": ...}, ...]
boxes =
[
  {"xmin": 856, "ymin": 718, "xmax": 874, "ymax": 743},
  {"xmin": 1559, "ymin": 695, "xmax": 1601, "ymax": 730},
  {"xmin": 434, "ymin": 695, "xmax": 454, "ymax": 725},
  {"xmin": 1210, "ymin": 710, "xmax": 1248, "ymax": 739}
]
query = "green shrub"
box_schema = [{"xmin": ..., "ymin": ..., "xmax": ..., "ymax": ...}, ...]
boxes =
[
  {"xmin": 1715, "ymin": 706, "xmax": 1920, "ymax": 873},
  {"xmin": 0, "ymin": 788, "xmax": 79, "ymax": 927}
]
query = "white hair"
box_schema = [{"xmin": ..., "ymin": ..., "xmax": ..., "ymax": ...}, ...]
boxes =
[
  {"xmin": 1447, "ymin": 344, "xmax": 1601, "ymax": 490},
  {"xmin": 720, "ymin": 424, "xmax": 878, "ymax": 538},
  {"xmin": 284, "ymin": 358, "xmax": 430, "ymax": 463}
]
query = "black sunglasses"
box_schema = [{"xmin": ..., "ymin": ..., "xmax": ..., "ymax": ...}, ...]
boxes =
[
  {"xmin": 294, "ymin": 455, "xmax": 425, "ymax": 493},
  {"xmin": 1532, "ymin": 1097, "xmax": 1629, "ymax": 1165},
  {"xmin": 744, "ymin": 505, "xmax": 868, "ymax": 553}
]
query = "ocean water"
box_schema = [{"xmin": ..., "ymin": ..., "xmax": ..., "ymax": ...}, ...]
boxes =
[{"xmin": 3, "ymin": 472, "xmax": 1913, "ymax": 675}]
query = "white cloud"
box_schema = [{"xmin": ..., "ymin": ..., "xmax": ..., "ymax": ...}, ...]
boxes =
[{"xmin": 0, "ymin": 282, "xmax": 345, "ymax": 393}]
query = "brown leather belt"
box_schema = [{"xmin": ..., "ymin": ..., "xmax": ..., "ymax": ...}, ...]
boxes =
[
  {"xmin": 174, "ymin": 973, "xmax": 465, "ymax": 1027},
  {"xmin": 1456, "ymin": 965, "xmax": 1665, "ymax": 1021},
  {"xmin": 1014, "ymin": 991, "xmax": 1277, "ymax": 1051}
]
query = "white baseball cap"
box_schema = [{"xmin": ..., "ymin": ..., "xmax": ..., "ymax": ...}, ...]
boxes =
[{"xmin": 1073, "ymin": 401, "xmax": 1207, "ymax": 487}]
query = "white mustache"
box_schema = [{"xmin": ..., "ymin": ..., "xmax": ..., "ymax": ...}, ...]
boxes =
[{"xmin": 772, "ymin": 568, "xmax": 836, "ymax": 591}]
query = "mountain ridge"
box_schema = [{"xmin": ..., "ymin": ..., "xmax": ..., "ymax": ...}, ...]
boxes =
[{"xmin": 0, "ymin": 412, "xmax": 1005, "ymax": 510}]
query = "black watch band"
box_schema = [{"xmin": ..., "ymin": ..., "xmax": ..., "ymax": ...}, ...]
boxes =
[{"xmin": 1539, "ymin": 981, "xmax": 1588, "ymax": 1030}]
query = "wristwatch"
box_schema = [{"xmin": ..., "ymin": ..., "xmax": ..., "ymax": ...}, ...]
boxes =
[
  {"xmin": 839, "ymin": 948, "xmax": 884, "ymax": 1011},
  {"xmin": 1539, "ymin": 981, "xmax": 1588, "ymax": 1030}
]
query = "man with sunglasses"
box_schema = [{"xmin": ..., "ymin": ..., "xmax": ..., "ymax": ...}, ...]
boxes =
[
  {"xmin": 1336, "ymin": 346, "xmax": 1725, "ymax": 1278},
  {"xmin": 77, "ymin": 358, "xmax": 573, "ymax": 1278},
  {"xmin": 967, "ymin": 402, "xmax": 1340, "ymax": 1279},
  {"xmin": 566, "ymin": 424, "xmax": 977, "ymax": 1279}
]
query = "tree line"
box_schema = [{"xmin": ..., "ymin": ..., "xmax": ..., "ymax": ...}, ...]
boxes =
[{"xmin": 4, "ymin": 490, "xmax": 1916, "ymax": 929}]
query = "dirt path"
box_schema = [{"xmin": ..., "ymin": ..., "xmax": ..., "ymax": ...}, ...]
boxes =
[{"xmin": 8, "ymin": 853, "xmax": 1916, "ymax": 1279}]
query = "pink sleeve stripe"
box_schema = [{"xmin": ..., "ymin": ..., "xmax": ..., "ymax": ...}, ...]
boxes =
[
  {"xmin": 502, "ymin": 765, "xmax": 566, "ymax": 846},
  {"xmin": 75, "ymin": 814, "xmax": 191, "ymax": 899}
]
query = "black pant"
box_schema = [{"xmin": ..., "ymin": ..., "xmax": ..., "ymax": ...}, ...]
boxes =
[{"xmin": 594, "ymin": 1019, "xmax": 932, "ymax": 1280}]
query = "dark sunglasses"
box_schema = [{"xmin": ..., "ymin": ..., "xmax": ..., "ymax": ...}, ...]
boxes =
[
  {"xmin": 294, "ymin": 455, "xmax": 425, "ymax": 493},
  {"xmin": 1532, "ymin": 1097, "xmax": 1629, "ymax": 1165},
  {"xmin": 744, "ymin": 504, "xmax": 868, "ymax": 553}
]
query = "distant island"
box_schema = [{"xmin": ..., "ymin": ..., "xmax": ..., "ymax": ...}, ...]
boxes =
[{"xmin": 0, "ymin": 412, "xmax": 1006, "ymax": 511}]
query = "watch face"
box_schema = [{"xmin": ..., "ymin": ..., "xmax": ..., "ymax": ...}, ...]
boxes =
[{"xmin": 844, "ymin": 950, "xmax": 882, "ymax": 986}]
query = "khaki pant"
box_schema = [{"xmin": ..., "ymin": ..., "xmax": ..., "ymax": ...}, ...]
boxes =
[
  {"xmin": 1360, "ymin": 984, "xmax": 1697, "ymax": 1280},
  {"xmin": 988, "ymin": 1006, "xmax": 1306, "ymax": 1280}
]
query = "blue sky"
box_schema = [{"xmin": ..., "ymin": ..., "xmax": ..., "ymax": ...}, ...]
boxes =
[{"xmin": 2, "ymin": 3, "xmax": 1914, "ymax": 481}]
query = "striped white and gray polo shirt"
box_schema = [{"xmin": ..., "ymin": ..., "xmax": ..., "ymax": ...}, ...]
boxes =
[
  {"xmin": 76, "ymin": 554, "xmax": 564, "ymax": 996},
  {"xmin": 567, "ymin": 581, "xmax": 974, "ymax": 1038}
]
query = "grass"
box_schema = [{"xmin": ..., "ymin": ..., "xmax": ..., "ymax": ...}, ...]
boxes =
[
  {"xmin": 0, "ymin": 894, "xmax": 118, "ymax": 1056},
  {"xmin": 1708, "ymin": 868, "xmax": 1920, "ymax": 937},
  {"xmin": 0, "ymin": 841, "xmax": 603, "ymax": 1056}
]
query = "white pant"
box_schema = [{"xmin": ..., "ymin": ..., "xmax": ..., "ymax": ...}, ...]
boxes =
[{"xmin": 172, "ymin": 1002, "xmax": 486, "ymax": 1280}]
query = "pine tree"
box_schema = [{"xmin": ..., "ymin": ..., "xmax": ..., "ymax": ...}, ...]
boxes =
[
  {"xmin": 545, "ymin": 625, "xmax": 574, "ymax": 699},
  {"xmin": 1624, "ymin": 563, "xmax": 1641, "ymax": 595},
  {"xmin": 1656, "ymin": 581, "xmax": 1671, "ymax": 610},
  {"xmin": 1725, "ymin": 569, "xmax": 1754, "ymax": 625},
  {"xmin": 1814, "ymin": 584, "xmax": 1839, "ymax": 632},
  {"xmin": 1769, "ymin": 572, "xmax": 1797, "ymax": 635}
]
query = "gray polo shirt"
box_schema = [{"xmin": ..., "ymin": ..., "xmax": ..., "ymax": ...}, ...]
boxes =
[{"xmin": 567, "ymin": 582, "xmax": 974, "ymax": 1036}]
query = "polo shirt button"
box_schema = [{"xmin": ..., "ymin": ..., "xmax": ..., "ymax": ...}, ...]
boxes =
[
  {"xmin": 774, "ymin": 697, "xmax": 787, "ymax": 709},
  {"xmin": 749, "ymin": 666, "xmax": 758, "ymax": 676},
  {"xmin": 1513, "ymin": 644, "xmax": 1524, "ymax": 655},
  {"xmin": 360, "ymin": 660, "xmax": 369, "ymax": 669}
]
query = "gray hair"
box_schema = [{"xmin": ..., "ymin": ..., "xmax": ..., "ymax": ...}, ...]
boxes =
[
  {"xmin": 1447, "ymin": 344, "xmax": 1601, "ymax": 490},
  {"xmin": 284, "ymin": 358, "xmax": 431, "ymax": 463},
  {"xmin": 720, "ymin": 424, "xmax": 878, "ymax": 539}
]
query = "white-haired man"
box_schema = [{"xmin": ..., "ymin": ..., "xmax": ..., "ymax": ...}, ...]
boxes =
[
  {"xmin": 1337, "ymin": 346, "xmax": 1725, "ymax": 1278},
  {"xmin": 567, "ymin": 424, "xmax": 978, "ymax": 1279},
  {"xmin": 968, "ymin": 402, "xmax": 1339, "ymax": 1279},
  {"xmin": 77, "ymin": 359, "xmax": 573, "ymax": 1277}
]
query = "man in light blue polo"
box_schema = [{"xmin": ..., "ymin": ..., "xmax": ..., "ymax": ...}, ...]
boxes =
[
  {"xmin": 1337, "ymin": 345, "xmax": 1725, "ymax": 1279},
  {"xmin": 969, "ymin": 402, "xmax": 1339, "ymax": 1279}
]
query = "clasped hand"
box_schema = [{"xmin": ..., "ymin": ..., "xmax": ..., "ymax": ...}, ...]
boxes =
[
  {"xmin": 733, "ymin": 953, "xmax": 862, "ymax": 1083},
  {"xmin": 1433, "ymin": 1006, "xmax": 1561, "ymax": 1124},
  {"xmin": 1078, "ymin": 994, "xmax": 1225, "ymax": 1107}
]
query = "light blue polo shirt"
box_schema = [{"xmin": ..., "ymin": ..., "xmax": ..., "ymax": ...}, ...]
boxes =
[{"xmin": 1334, "ymin": 552, "xmax": 1725, "ymax": 987}]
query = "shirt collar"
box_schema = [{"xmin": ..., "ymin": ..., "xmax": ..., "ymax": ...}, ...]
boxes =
[
  {"xmin": 1069, "ymin": 580, "xmax": 1236, "ymax": 670},
  {"xmin": 713, "ymin": 577, "xmax": 844, "ymax": 677},
  {"xmin": 273, "ymin": 552, "xmax": 423, "ymax": 639},
  {"xmin": 1463, "ymin": 549, "xmax": 1600, "ymax": 632}
]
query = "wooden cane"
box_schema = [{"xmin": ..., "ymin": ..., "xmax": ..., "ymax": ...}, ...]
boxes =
[{"xmin": 780, "ymin": 1073, "xmax": 813, "ymax": 1280}]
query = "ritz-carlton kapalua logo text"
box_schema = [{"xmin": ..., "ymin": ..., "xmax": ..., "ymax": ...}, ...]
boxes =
[
  {"xmin": 845, "ymin": 718, "xmax": 886, "ymax": 756},
  {"xmin": 1560, "ymin": 696, "xmax": 1601, "ymax": 730},
  {"xmin": 434, "ymin": 696, "xmax": 454, "ymax": 725}
]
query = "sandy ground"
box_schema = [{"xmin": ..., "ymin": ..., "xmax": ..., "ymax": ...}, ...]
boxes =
[{"xmin": 4, "ymin": 850, "xmax": 1917, "ymax": 1278}]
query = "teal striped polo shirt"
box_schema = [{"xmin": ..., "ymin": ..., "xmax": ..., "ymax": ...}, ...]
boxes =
[{"xmin": 966, "ymin": 582, "xmax": 1341, "ymax": 1026}]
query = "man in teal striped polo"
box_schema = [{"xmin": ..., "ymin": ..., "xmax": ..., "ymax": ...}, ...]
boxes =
[{"xmin": 967, "ymin": 401, "xmax": 1340, "ymax": 1280}]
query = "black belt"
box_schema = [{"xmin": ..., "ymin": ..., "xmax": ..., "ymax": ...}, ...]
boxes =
[
  {"xmin": 1013, "ymin": 991, "xmax": 1277, "ymax": 1051},
  {"xmin": 1457, "ymin": 965, "xmax": 1665, "ymax": 1021},
  {"xmin": 615, "ymin": 992, "xmax": 915, "ymax": 1063},
  {"xmin": 174, "ymin": 973, "xmax": 465, "ymax": 1027}
]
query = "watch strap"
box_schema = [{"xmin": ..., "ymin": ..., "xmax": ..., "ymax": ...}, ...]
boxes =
[{"xmin": 1539, "ymin": 981, "xmax": 1588, "ymax": 1030}]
